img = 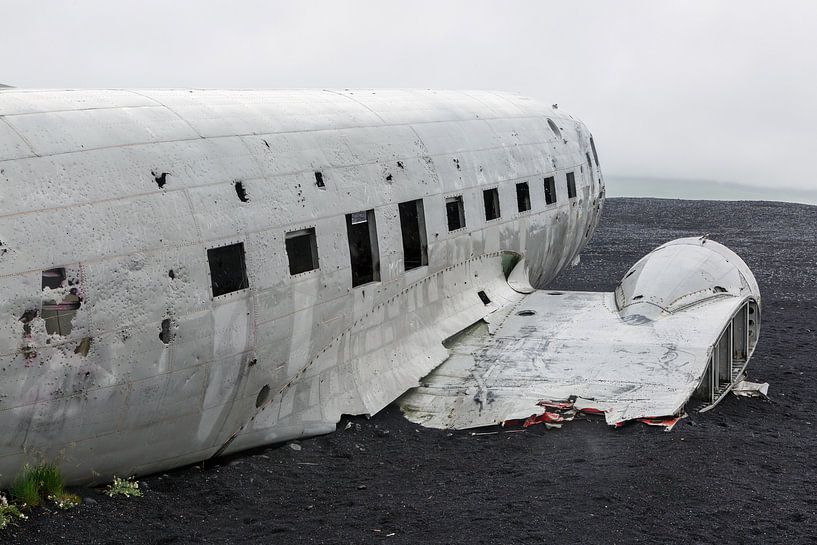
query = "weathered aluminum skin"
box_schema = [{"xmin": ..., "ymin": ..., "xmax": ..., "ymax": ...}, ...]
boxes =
[
  {"xmin": 0, "ymin": 89, "xmax": 603, "ymax": 485},
  {"xmin": 399, "ymin": 238, "xmax": 762, "ymax": 429}
]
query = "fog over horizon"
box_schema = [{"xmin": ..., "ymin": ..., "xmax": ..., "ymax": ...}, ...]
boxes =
[{"xmin": 2, "ymin": 1, "xmax": 815, "ymax": 193}]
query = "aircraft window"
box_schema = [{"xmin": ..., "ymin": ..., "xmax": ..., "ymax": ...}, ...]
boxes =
[
  {"xmin": 590, "ymin": 136, "xmax": 600, "ymax": 166},
  {"xmin": 285, "ymin": 228, "xmax": 320, "ymax": 275},
  {"xmin": 346, "ymin": 209, "xmax": 381, "ymax": 287},
  {"xmin": 544, "ymin": 177, "xmax": 557, "ymax": 205},
  {"xmin": 547, "ymin": 118, "xmax": 561, "ymax": 139},
  {"xmin": 234, "ymin": 181, "xmax": 249, "ymax": 202},
  {"xmin": 207, "ymin": 242, "xmax": 250, "ymax": 297},
  {"xmin": 567, "ymin": 172, "xmax": 577, "ymax": 199},
  {"xmin": 398, "ymin": 199, "xmax": 428, "ymax": 271},
  {"xmin": 516, "ymin": 182, "xmax": 531, "ymax": 212},
  {"xmin": 483, "ymin": 188, "xmax": 501, "ymax": 221},
  {"xmin": 446, "ymin": 196, "xmax": 466, "ymax": 231},
  {"xmin": 315, "ymin": 171, "xmax": 325, "ymax": 189},
  {"xmin": 41, "ymin": 267, "xmax": 81, "ymax": 336}
]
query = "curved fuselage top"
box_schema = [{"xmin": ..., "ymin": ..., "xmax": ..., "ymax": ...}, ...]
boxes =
[{"xmin": 0, "ymin": 89, "xmax": 604, "ymax": 483}]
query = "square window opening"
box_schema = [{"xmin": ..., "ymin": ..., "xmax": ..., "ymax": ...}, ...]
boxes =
[
  {"xmin": 445, "ymin": 196, "xmax": 466, "ymax": 231},
  {"xmin": 398, "ymin": 199, "xmax": 428, "ymax": 271},
  {"xmin": 285, "ymin": 228, "xmax": 320, "ymax": 275},
  {"xmin": 544, "ymin": 177, "xmax": 557, "ymax": 205},
  {"xmin": 567, "ymin": 172, "xmax": 577, "ymax": 199},
  {"xmin": 346, "ymin": 209, "xmax": 381, "ymax": 287},
  {"xmin": 483, "ymin": 188, "xmax": 501, "ymax": 221},
  {"xmin": 516, "ymin": 182, "xmax": 531, "ymax": 212},
  {"xmin": 207, "ymin": 242, "xmax": 249, "ymax": 297}
]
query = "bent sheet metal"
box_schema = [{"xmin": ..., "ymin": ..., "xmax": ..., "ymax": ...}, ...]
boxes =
[{"xmin": 399, "ymin": 237, "xmax": 764, "ymax": 430}]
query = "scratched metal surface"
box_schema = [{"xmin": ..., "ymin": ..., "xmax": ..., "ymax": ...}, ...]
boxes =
[{"xmin": 0, "ymin": 89, "xmax": 603, "ymax": 485}]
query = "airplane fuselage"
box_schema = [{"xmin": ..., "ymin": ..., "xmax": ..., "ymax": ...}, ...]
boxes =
[{"xmin": 0, "ymin": 89, "xmax": 603, "ymax": 484}]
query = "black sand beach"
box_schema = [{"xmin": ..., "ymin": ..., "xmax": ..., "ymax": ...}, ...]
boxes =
[{"xmin": 4, "ymin": 198, "xmax": 816, "ymax": 544}]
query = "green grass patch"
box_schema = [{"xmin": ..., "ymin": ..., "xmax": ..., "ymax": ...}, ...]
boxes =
[{"xmin": 8, "ymin": 463, "xmax": 65, "ymax": 507}]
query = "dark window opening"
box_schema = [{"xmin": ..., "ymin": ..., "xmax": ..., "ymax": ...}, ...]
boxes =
[
  {"xmin": 285, "ymin": 228, "xmax": 320, "ymax": 275},
  {"xmin": 567, "ymin": 172, "xmax": 577, "ymax": 199},
  {"xmin": 234, "ymin": 181, "xmax": 249, "ymax": 202},
  {"xmin": 315, "ymin": 171, "xmax": 325, "ymax": 189},
  {"xmin": 590, "ymin": 136, "xmax": 600, "ymax": 166},
  {"xmin": 346, "ymin": 210, "xmax": 381, "ymax": 287},
  {"xmin": 477, "ymin": 290, "xmax": 491, "ymax": 305},
  {"xmin": 483, "ymin": 188, "xmax": 500, "ymax": 221},
  {"xmin": 446, "ymin": 196, "xmax": 466, "ymax": 231},
  {"xmin": 207, "ymin": 242, "xmax": 249, "ymax": 297},
  {"xmin": 398, "ymin": 199, "xmax": 428, "ymax": 271},
  {"xmin": 516, "ymin": 182, "xmax": 531, "ymax": 212},
  {"xmin": 544, "ymin": 177, "xmax": 557, "ymax": 205},
  {"xmin": 586, "ymin": 153, "xmax": 594, "ymax": 177}
]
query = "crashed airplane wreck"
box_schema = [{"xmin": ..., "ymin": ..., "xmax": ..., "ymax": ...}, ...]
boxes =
[{"xmin": 0, "ymin": 89, "xmax": 761, "ymax": 485}]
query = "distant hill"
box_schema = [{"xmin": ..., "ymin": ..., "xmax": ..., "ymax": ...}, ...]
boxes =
[{"xmin": 606, "ymin": 175, "xmax": 817, "ymax": 206}]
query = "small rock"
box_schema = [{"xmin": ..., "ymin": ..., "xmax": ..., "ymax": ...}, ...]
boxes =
[
  {"xmin": 83, "ymin": 497, "xmax": 97, "ymax": 505},
  {"xmin": 376, "ymin": 429, "xmax": 390, "ymax": 437},
  {"xmin": 357, "ymin": 484, "xmax": 367, "ymax": 490},
  {"xmin": 289, "ymin": 443, "xmax": 302, "ymax": 451}
]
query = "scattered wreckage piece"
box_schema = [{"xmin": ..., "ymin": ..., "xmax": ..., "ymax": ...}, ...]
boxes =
[{"xmin": 399, "ymin": 237, "xmax": 763, "ymax": 431}]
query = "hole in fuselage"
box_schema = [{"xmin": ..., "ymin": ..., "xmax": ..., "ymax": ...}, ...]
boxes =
[
  {"xmin": 517, "ymin": 309, "xmax": 536, "ymax": 316},
  {"xmin": 256, "ymin": 385, "xmax": 271, "ymax": 408},
  {"xmin": 153, "ymin": 171, "xmax": 169, "ymax": 189},
  {"xmin": 234, "ymin": 181, "xmax": 249, "ymax": 202},
  {"xmin": 159, "ymin": 318, "xmax": 174, "ymax": 345}
]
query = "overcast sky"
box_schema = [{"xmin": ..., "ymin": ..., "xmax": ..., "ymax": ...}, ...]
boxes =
[{"xmin": 2, "ymin": 1, "xmax": 815, "ymax": 190}]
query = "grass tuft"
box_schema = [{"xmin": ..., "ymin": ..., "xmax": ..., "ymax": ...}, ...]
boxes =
[
  {"xmin": 8, "ymin": 463, "xmax": 65, "ymax": 508},
  {"xmin": 8, "ymin": 472, "xmax": 41, "ymax": 507}
]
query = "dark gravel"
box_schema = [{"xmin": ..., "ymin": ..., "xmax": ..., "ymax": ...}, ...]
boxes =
[{"xmin": 4, "ymin": 198, "xmax": 816, "ymax": 545}]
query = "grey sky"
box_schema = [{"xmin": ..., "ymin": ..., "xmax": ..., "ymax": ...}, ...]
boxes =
[{"xmin": 2, "ymin": 0, "xmax": 815, "ymax": 190}]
